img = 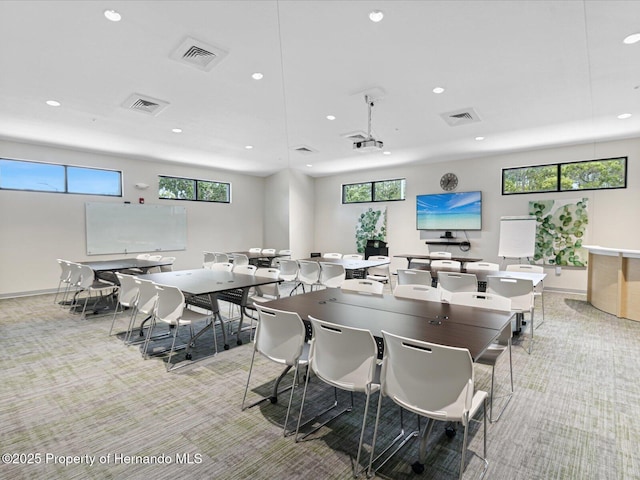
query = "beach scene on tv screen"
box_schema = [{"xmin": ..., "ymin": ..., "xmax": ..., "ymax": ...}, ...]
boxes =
[{"xmin": 417, "ymin": 191, "xmax": 482, "ymax": 230}]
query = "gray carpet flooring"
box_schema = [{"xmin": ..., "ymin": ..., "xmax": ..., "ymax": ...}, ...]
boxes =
[{"xmin": 1, "ymin": 286, "xmax": 639, "ymax": 479}]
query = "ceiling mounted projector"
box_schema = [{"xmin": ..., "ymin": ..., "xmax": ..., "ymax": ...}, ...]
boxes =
[{"xmin": 353, "ymin": 95, "xmax": 383, "ymax": 152}]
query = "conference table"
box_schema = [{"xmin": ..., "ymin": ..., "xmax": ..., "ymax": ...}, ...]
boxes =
[
  {"xmin": 394, "ymin": 253, "xmax": 483, "ymax": 267},
  {"xmin": 261, "ymin": 288, "xmax": 512, "ymax": 405},
  {"xmin": 138, "ymin": 269, "xmax": 282, "ymax": 351},
  {"xmin": 229, "ymin": 251, "xmax": 288, "ymax": 266},
  {"xmin": 299, "ymin": 256, "xmax": 391, "ymax": 279}
]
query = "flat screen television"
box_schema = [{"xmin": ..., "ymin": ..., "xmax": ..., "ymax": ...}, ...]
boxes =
[{"xmin": 416, "ymin": 191, "xmax": 482, "ymax": 231}]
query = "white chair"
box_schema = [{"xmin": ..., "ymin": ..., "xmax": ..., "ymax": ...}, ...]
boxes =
[
  {"xmin": 342, "ymin": 253, "xmax": 363, "ymax": 260},
  {"xmin": 126, "ymin": 278, "xmax": 159, "ymax": 345},
  {"xmin": 232, "ymin": 253, "xmax": 249, "ymax": 266},
  {"xmin": 213, "ymin": 252, "xmax": 229, "ymax": 263},
  {"xmin": 54, "ymin": 259, "xmax": 74, "ymax": 305},
  {"xmin": 250, "ymin": 268, "xmax": 281, "ymax": 305},
  {"xmin": 160, "ymin": 256, "xmax": 176, "ymax": 272},
  {"xmin": 448, "ymin": 291, "xmax": 514, "ymax": 422},
  {"xmin": 143, "ymin": 284, "xmax": 217, "ymax": 370},
  {"xmin": 465, "ymin": 261, "xmax": 500, "ymax": 273},
  {"xmin": 319, "ymin": 262, "xmax": 346, "ymax": 288},
  {"xmin": 506, "ymin": 264, "xmax": 545, "ymax": 327},
  {"xmin": 73, "ymin": 264, "xmax": 118, "ymax": 319},
  {"xmin": 366, "ymin": 256, "xmax": 390, "ymax": 284},
  {"xmin": 271, "ymin": 249, "xmax": 292, "ymax": 268},
  {"xmin": 396, "ymin": 269, "xmax": 433, "ymax": 286},
  {"xmin": 341, "ymin": 279, "xmax": 384, "ymax": 295},
  {"xmin": 261, "ymin": 248, "xmax": 276, "ymax": 255},
  {"xmin": 369, "ymin": 331, "xmax": 488, "ymax": 479},
  {"xmin": 393, "ymin": 284, "xmax": 441, "ymax": 302},
  {"xmin": 430, "ymin": 251, "xmax": 452, "ymax": 259},
  {"xmin": 136, "ymin": 253, "xmax": 151, "ymax": 260},
  {"xmin": 487, "ymin": 276, "xmax": 536, "ymax": 353},
  {"xmin": 297, "ymin": 260, "xmax": 322, "ymax": 292},
  {"xmin": 437, "ymin": 271, "xmax": 478, "ymax": 302},
  {"xmin": 147, "ymin": 254, "xmax": 163, "ymax": 261},
  {"xmin": 278, "ymin": 259, "xmax": 299, "ymax": 295},
  {"xmin": 203, "ymin": 251, "xmax": 216, "ymax": 268},
  {"xmin": 278, "ymin": 249, "xmax": 292, "ymax": 258},
  {"xmin": 322, "ymin": 252, "xmax": 343, "ymax": 259},
  {"xmin": 109, "ymin": 273, "xmax": 139, "ymax": 336},
  {"xmin": 242, "ymin": 305, "xmax": 309, "ymax": 436},
  {"xmin": 249, "ymin": 247, "xmax": 262, "ymax": 253},
  {"xmin": 233, "ymin": 264, "xmax": 257, "ymax": 275},
  {"xmin": 430, "ymin": 259, "xmax": 462, "ymax": 272},
  {"xmin": 296, "ymin": 316, "xmax": 380, "ymax": 477},
  {"xmin": 208, "ymin": 262, "xmax": 234, "ymax": 272}
]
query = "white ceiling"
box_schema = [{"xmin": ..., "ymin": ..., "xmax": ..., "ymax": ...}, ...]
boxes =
[{"xmin": 0, "ymin": 0, "xmax": 638, "ymax": 177}]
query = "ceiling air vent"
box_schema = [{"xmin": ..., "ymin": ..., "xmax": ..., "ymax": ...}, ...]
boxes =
[
  {"xmin": 292, "ymin": 145, "xmax": 317, "ymax": 154},
  {"xmin": 170, "ymin": 36, "xmax": 228, "ymax": 71},
  {"xmin": 440, "ymin": 107, "xmax": 481, "ymax": 127},
  {"xmin": 121, "ymin": 93, "xmax": 169, "ymax": 116}
]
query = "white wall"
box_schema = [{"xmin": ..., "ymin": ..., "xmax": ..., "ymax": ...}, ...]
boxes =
[
  {"xmin": 288, "ymin": 169, "xmax": 315, "ymax": 259},
  {"xmin": 263, "ymin": 169, "xmax": 290, "ymax": 251},
  {"xmin": 313, "ymin": 137, "xmax": 640, "ymax": 293},
  {"xmin": 0, "ymin": 140, "xmax": 266, "ymax": 296}
]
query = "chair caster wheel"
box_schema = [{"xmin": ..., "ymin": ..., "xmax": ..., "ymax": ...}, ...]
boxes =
[
  {"xmin": 224, "ymin": 344, "xmax": 230, "ymax": 350},
  {"xmin": 411, "ymin": 462, "xmax": 425, "ymax": 474},
  {"xmin": 237, "ymin": 339, "xmax": 243, "ymax": 346},
  {"xmin": 185, "ymin": 353, "xmax": 192, "ymax": 360},
  {"xmin": 445, "ymin": 426, "xmax": 456, "ymax": 439},
  {"xmin": 270, "ymin": 396, "xmax": 277, "ymax": 404}
]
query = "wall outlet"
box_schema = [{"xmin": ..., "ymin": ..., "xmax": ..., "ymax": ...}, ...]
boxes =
[{"xmin": 555, "ymin": 266, "xmax": 562, "ymax": 275}]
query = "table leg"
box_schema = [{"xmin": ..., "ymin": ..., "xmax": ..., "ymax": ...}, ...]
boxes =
[{"xmin": 208, "ymin": 293, "xmax": 229, "ymax": 350}]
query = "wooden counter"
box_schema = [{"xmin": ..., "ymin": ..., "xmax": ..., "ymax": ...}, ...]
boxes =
[{"xmin": 585, "ymin": 245, "xmax": 640, "ymax": 321}]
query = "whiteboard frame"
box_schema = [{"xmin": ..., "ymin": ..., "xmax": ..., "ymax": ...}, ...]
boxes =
[{"xmin": 498, "ymin": 215, "xmax": 537, "ymax": 260}]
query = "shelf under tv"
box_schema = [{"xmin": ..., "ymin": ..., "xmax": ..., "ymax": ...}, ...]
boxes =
[{"xmin": 425, "ymin": 239, "xmax": 471, "ymax": 247}]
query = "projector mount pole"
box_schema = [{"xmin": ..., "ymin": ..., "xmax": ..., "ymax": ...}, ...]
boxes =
[{"xmin": 365, "ymin": 94, "xmax": 375, "ymax": 141}]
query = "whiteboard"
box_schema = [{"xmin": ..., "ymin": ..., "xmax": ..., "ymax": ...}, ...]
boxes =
[
  {"xmin": 498, "ymin": 216, "xmax": 536, "ymax": 258},
  {"xmin": 86, "ymin": 203, "xmax": 187, "ymax": 255}
]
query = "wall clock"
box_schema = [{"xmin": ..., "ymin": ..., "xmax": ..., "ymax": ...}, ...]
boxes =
[{"xmin": 440, "ymin": 172, "xmax": 458, "ymax": 191}]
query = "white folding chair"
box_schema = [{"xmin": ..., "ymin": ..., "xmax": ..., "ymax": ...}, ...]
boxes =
[
  {"xmin": 242, "ymin": 305, "xmax": 309, "ymax": 436},
  {"xmin": 73, "ymin": 264, "xmax": 118, "ymax": 319},
  {"xmin": 430, "ymin": 251, "xmax": 452, "ymax": 259},
  {"xmin": 341, "ymin": 279, "xmax": 384, "ymax": 295},
  {"xmin": 319, "ymin": 262, "xmax": 346, "ymax": 288},
  {"xmin": 393, "ymin": 284, "xmax": 441, "ymax": 302},
  {"xmin": 143, "ymin": 284, "xmax": 216, "ymax": 371},
  {"xmin": 448, "ymin": 291, "xmax": 514, "ymax": 422},
  {"xmin": 369, "ymin": 331, "xmax": 488, "ymax": 480},
  {"xmin": 278, "ymin": 259, "xmax": 299, "ymax": 295},
  {"xmin": 488, "ymin": 276, "xmax": 536, "ymax": 353},
  {"xmin": 366, "ymin": 256, "xmax": 390, "ymax": 284},
  {"xmin": 208, "ymin": 262, "xmax": 234, "ymax": 272},
  {"xmin": 437, "ymin": 271, "xmax": 478, "ymax": 302},
  {"xmin": 249, "ymin": 247, "xmax": 262, "ymax": 253},
  {"xmin": 232, "ymin": 253, "xmax": 250, "ymax": 267},
  {"xmin": 323, "ymin": 252, "xmax": 343, "ymax": 259},
  {"xmin": 54, "ymin": 259, "xmax": 74, "ymax": 305},
  {"xmin": 430, "ymin": 259, "xmax": 462, "ymax": 273},
  {"xmin": 506, "ymin": 264, "xmax": 545, "ymax": 327},
  {"xmin": 296, "ymin": 316, "xmax": 380, "ymax": 477},
  {"xmin": 342, "ymin": 254, "xmax": 363, "ymax": 260},
  {"xmin": 203, "ymin": 251, "xmax": 216, "ymax": 269},
  {"xmin": 160, "ymin": 256, "xmax": 176, "ymax": 272},
  {"xmin": 297, "ymin": 260, "xmax": 322, "ymax": 292},
  {"xmin": 396, "ymin": 269, "xmax": 433, "ymax": 286},
  {"xmin": 109, "ymin": 273, "xmax": 139, "ymax": 336}
]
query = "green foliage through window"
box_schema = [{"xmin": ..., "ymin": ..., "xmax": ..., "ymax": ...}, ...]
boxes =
[
  {"xmin": 503, "ymin": 157, "xmax": 626, "ymax": 195},
  {"xmin": 343, "ymin": 178, "xmax": 405, "ymax": 204},
  {"xmin": 159, "ymin": 175, "xmax": 230, "ymax": 203}
]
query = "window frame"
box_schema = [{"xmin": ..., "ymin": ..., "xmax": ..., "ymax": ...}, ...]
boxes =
[
  {"xmin": 158, "ymin": 175, "xmax": 231, "ymax": 203},
  {"xmin": 342, "ymin": 178, "xmax": 406, "ymax": 204},
  {"xmin": 0, "ymin": 158, "xmax": 122, "ymax": 197},
  {"xmin": 502, "ymin": 156, "xmax": 627, "ymax": 195}
]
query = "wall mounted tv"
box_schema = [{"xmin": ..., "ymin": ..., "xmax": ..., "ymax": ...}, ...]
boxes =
[{"xmin": 416, "ymin": 191, "xmax": 482, "ymax": 231}]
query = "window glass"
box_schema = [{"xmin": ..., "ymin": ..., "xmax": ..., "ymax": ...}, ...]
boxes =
[
  {"xmin": 343, "ymin": 182, "xmax": 372, "ymax": 203},
  {"xmin": 374, "ymin": 179, "xmax": 406, "ymax": 201},
  {"xmin": 67, "ymin": 166, "xmax": 122, "ymax": 196},
  {"xmin": 502, "ymin": 165, "xmax": 558, "ymax": 194},
  {"xmin": 560, "ymin": 157, "xmax": 626, "ymax": 191},
  {"xmin": 0, "ymin": 159, "xmax": 65, "ymax": 192},
  {"xmin": 159, "ymin": 176, "xmax": 196, "ymax": 200},
  {"xmin": 197, "ymin": 180, "xmax": 230, "ymax": 202},
  {"xmin": 343, "ymin": 178, "xmax": 406, "ymax": 204}
]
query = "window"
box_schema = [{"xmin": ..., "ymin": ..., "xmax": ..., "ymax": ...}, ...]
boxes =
[
  {"xmin": 0, "ymin": 158, "xmax": 122, "ymax": 196},
  {"xmin": 159, "ymin": 175, "xmax": 230, "ymax": 203},
  {"xmin": 342, "ymin": 178, "xmax": 405, "ymax": 204},
  {"xmin": 502, "ymin": 157, "xmax": 627, "ymax": 195}
]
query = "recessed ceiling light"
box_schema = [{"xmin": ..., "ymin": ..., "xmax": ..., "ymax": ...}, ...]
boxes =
[
  {"xmin": 245, "ymin": 145, "xmax": 253, "ymax": 149},
  {"xmin": 617, "ymin": 113, "xmax": 632, "ymax": 119},
  {"xmin": 369, "ymin": 10, "xmax": 384, "ymax": 22},
  {"xmin": 326, "ymin": 115, "xmax": 336, "ymax": 120},
  {"xmin": 623, "ymin": 32, "xmax": 640, "ymax": 44},
  {"xmin": 306, "ymin": 164, "xmax": 313, "ymax": 167},
  {"xmin": 46, "ymin": 100, "xmax": 61, "ymax": 107},
  {"xmin": 432, "ymin": 87, "xmax": 445, "ymax": 94},
  {"xmin": 383, "ymin": 151, "xmax": 391, "ymax": 155},
  {"xmin": 171, "ymin": 128, "xmax": 183, "ymax": 133},
  {"xmin": 104, "ymin": 9, "xmax": 122, "ymax": 22},
  {"xmin": 251, "ymin": 72, "xmax": 264, "ymax": 80},
  {"xmin": 475, "ymin": 136, "xmax": 485, "ymax": 141}
]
